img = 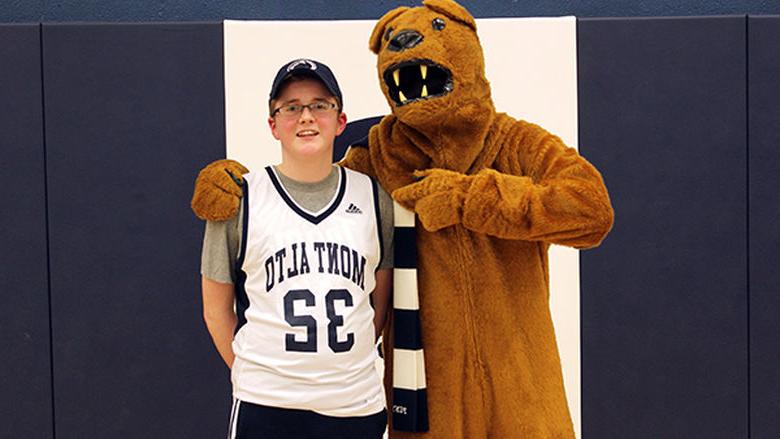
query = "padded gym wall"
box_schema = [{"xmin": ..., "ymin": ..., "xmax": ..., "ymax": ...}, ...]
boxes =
[
  {"xmin": 748, "ymin": 15, "xmax": 780, "ymax": 439},
  {"xmin": 0, "ymin": 24, "xmax": 53, "ymax": 439},
  {"xmin": 578, "ymin": 16, "xmax": 748, "ymax": 439},
  {"xmin": 41, "ymin": 23, "xmax": 229, "ymax": 438},
  {"xmin": 3, "ymin": 1, "xmax": 780, "ymax": 21},
  {"xmin": 2, "ymin": 15, "xmax": 779, "ymax": 439}
]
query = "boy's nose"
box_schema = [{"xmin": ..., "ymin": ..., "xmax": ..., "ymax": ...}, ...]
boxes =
[{"xmin": 298, "ymin": 106, "xmax": 315, "ymax": 120}]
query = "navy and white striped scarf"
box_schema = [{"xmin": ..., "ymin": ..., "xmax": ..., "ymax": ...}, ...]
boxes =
[{"xmin": 391, "ymin": 201, "xmax": 429, "ymax": 432}]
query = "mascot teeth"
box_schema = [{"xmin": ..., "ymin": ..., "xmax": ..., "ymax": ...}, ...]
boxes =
[{"xmin": 383, "ymin": 60, "xmax": 452, "ymax": 106}]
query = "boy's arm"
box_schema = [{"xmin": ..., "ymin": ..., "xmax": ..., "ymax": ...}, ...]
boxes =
[
  {"xmin": 372, "ymin": 183, "xmax": 394, "ymax": 339},
  {"xmin": 372, "ymin": 268, "xmax": 393, "ymax": 339},
  {"xmin": 199, "ymin": 204, "xmax": 242, "ymax": 369},
  {"xmin": 202, "ymin": 276, "xmax": 237, "ymax": 368}
]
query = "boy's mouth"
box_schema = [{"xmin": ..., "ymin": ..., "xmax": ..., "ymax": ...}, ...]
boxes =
[{"xmin": 297, "ymin": 130, "xmax": 319, "ymax": 137}]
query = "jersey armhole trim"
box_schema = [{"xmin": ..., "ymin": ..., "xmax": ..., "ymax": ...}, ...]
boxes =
[
  {"xmin": 233, "ymin": 180, "xmax": 250, "ymax": 334},
  {"xmin": 371, "ymin": 178, "xmax": 384, "ymax": 269},
  {"xmin": 235, "ymin": 180, "xmax": 250, "ymax": 268}
]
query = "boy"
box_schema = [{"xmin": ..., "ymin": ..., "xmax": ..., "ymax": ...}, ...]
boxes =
[{"xmin": 200, "ymin": 58, "xmax": 393, "ymax": 439}]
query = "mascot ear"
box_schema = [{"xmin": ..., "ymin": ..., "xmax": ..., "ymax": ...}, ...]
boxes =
[
  {"xmin": 369, "ymin": 6, "xmax": 410, "ymax": 54},
  {"xmin": 423, "ymin": 0, "xmax": 477, "ymax": 32}
]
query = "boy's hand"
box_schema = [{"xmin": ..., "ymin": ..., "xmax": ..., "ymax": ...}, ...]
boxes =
[
  {"xmin": 191, "ymin": 159, "xmax": 249, "ymax": 221},
  {"xmin": 392, "ymin": 169, "xmax": 473, "ymax": 231}
]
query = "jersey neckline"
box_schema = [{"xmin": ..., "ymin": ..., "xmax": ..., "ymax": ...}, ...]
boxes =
[{"xmin": 265, "ymin": 165, "xmax": 348, "ymax": 225}]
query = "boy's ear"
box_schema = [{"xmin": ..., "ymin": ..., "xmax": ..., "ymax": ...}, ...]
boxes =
[
  {"xmin": 336, "ymin": 112, "xmax": 348, "ymax": 136},
  {"xmin": 268, "ymin": 116, "xmax": 281, "ymax": 140},
  {"xmin": 369, "ymin": 6, "xmax": 410, "ymax": 54},
  {"xmin": 423, "ymin": 0, "xmax": 476, "ymax": 31}
]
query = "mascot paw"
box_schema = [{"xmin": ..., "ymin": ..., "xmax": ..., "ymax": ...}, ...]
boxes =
[
  {"xmin": 191, "ymin": 159, "xmax": 249, "ymax": 221},
  {"xmin": 392, "ymin": 168, "xmax": 472, "ymax": 231}
]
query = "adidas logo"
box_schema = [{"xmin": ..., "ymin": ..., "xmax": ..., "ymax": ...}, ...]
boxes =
[{"xmin": 346, "ymin": 203, "xmax": 363, "ymax": 214}]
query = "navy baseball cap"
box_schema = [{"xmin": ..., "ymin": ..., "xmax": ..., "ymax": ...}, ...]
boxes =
[{"xmin": 269, "ymin": 58, "xmax": 343, "ymax": 107}]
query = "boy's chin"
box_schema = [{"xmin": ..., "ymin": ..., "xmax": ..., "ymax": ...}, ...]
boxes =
[{"xmin": 291, "ymin": 141, "xmax": 332, "ymax": 157}]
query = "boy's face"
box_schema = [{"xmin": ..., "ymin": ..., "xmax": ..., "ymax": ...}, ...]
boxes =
[{"xmin": 268, "ymin": 78, "xmax": 347, "ymax": 161}]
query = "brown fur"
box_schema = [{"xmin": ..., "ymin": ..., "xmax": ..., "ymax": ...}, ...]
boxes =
[
  {"xmin": 342, "ymin": 1, "xmax": 614, "ymax": 437},
  {"xmin": 190, "ymin": 159, "xmax": 248, "ymax": 221},
  {"xmin": 190, "ymin": 1, "xmax": 613, "ymax": 436}
]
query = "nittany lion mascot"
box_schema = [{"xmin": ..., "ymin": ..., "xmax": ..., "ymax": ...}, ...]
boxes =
[{"xmin": 193, "ymin": 1, "xmax": 613, "ymax": 437}]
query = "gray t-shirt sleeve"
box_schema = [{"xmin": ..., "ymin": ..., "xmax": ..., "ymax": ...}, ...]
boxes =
[
  {"xmin": 376, "ymin": 184, "xmax": 394, "ymax": 270},
  {"xmin": 200, "ymin": 202, "xmax": 242, "ymax": 284}
]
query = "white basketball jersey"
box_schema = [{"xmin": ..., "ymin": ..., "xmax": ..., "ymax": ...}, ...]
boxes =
[{"xmin": 231, "ymin": 166, "xmax": 384, "ymax": 417}]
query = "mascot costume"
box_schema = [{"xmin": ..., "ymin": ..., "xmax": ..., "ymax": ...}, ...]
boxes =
[{"xmin": 192, "ymin": 0, "xmax": 614, "ymax": 437}]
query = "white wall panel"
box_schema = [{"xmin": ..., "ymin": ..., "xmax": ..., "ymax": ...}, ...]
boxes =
[{"xmin": 224, "ymin": 17, "xmax": 580, "ymax": 436}]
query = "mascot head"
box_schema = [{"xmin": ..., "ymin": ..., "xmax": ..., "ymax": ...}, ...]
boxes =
[
  {"xmin": 370, "ymin": 0, "xmax": 492, "ymax": 126},
  {"xmin": 369, "ymin": 0, "xmax": 495, "ymax": 172}
]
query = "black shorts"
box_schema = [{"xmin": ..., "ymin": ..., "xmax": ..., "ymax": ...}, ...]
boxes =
[{"xmin": 227, "ymin": 399, "xmax": 387, "ymax": 439}]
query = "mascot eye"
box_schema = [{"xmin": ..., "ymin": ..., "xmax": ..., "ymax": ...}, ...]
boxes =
[
  {"xmin": 384, "ymin": 27, "xmax": 394, "ymax": 41},
  {"xmin": 432, "ymin": 17, "xmax": 446, "ymax": 31}
]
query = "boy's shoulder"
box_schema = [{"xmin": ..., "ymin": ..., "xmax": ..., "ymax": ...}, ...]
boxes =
[
  {"xmin": 191, "ymin": 159, "xmax": 248, "ymax": 222},
  {"xmin": 341, "ymin": 164, "xmax": 383, "ymax": 186},
  {"xmin": 340, "ymin": 165, "xmax": 371, "ymax": 179},
  {"xmin": 242, "ymin": 167, "xmax": 267, "ymax": 183}
]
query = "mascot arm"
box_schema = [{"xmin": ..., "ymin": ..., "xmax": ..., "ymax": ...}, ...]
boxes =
[
  {"xmin": 393, "ymin": 130, "xmax": 613, "ymax": 249},
  {"xmin": 339, "ymin": 144, "xmax": 375, "ymax": 176},
  {"xmin": 191, "ymin": 159, "xmax": 248, "ymax": 221},
  {"xmin": 462, "ymin": 133, "xmax": 614, "ymax": 249},
  {"xmin": 392, "ymin": 168, "xmax": 470, "ymax": 231}
]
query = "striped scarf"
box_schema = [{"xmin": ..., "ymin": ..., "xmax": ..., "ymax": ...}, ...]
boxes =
[{"xmin": 390, "ymin": 201, "xmax": 429, "ymax": 432}]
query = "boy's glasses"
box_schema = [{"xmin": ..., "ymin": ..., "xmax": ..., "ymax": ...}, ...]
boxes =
[{"xmin": 272, "ymin": 101, "xmax": 338, "ymax": 118}]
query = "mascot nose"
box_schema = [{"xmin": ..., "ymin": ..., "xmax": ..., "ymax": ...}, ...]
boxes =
[{"xmin": 388, "ymin": 30, "xmax": 424, "ymax": 52}]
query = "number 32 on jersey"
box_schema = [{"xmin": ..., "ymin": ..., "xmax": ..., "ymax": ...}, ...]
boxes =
[{"xmin": 283, "ymin": 288, "xmax": 355, "ymax": 353}]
